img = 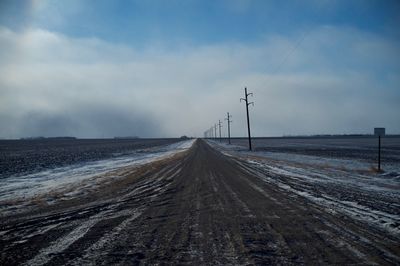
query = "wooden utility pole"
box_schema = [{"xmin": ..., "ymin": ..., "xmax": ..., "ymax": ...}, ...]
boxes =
[
  {"xmin": 225, "ymin": 112, "xmax": 232, "ymax": 144},
  {"xmin": 218, "ymin": 120, "xmax": 222, "ymax": 142},
  {"xmin": 240, "ymin": 87, "xmax": 254, "ymax": 151}
]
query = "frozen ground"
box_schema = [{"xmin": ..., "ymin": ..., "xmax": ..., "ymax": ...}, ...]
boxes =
[
  {"xmin": 0, "ymin": 138, "xmax": 182, "ymax": 179},
  {"xmin": 1, "ymin": 139, "xmax": 398, "ymax": 265},
  {"xmin": 0, "ymin": 139, "xmax": 195, "ymax": 216},
  {"xmin": 208, "ymin": 139, "xmax": 400, "ymax": 237},
  {"xmin": 228, "ymin": 136, "xmax": 400, "ymax": 169}
]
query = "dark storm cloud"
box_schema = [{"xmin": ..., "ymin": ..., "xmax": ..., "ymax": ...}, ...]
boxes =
[
  {"xmin": 13, "ymin": 105, "xmax": 162, "ymax": 138},
  {"xmin": 0, "ymin": 26, "xmax": 399, "ymax": 138}
]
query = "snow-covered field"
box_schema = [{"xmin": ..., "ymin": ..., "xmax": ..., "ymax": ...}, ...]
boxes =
[
  {"xmin": 208, "ymin": 139, "xmax": 400, "ymax": 237},
  {"xmin": 0, "ymin": 139, "xmax": 195, "ymax": 216}
]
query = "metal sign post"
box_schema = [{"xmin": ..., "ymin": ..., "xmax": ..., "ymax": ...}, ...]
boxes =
[
  {"xmin": 378, "ymin": 135, "xmax": 381, "ymax": 171},
  {"xmin": 374, "ymin": 128, "xmax": 385, "ymax": 172}
]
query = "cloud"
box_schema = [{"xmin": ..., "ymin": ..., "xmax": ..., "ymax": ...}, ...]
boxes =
[
  {"xmin": 0, "ymin": 25, "xmax": 399, "ymax": 138},
  {"xmin": 16, "ymin": 106, "xmax": 161, "ymax": 138}
]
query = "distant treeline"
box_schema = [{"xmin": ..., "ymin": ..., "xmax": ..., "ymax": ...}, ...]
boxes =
[{"xmin": 20, "ymin": 136, "xmax": 77, "ymax": 140}]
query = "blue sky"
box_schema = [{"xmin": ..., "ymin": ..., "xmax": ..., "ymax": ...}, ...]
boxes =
[
  {"xmin": 0, "ymin": 0, "xmax": 399, "ymax": 138},
  {"xmin": 2, "ymin": 0, "xmax": 399, "ymax": 45}
]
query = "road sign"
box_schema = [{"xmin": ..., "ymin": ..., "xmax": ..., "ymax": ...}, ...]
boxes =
[{"xmin": 374, "ymin": 128, "xmax": 385, "ymax": 136}]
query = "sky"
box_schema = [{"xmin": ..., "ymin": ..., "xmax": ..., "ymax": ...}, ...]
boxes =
[{"xmin": 0, "ymin": 0, "xmax": 399, "ymax": 138}]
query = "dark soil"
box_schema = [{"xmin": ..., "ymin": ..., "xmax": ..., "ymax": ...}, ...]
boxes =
[{"xmin": 1, "ymin": 140, "xmax": 399, "ymax": 265}]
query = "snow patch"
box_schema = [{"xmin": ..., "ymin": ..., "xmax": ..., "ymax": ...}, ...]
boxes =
[{"xmin": 0, "ymin": 139, "xmax": 194, "ymax": 215}]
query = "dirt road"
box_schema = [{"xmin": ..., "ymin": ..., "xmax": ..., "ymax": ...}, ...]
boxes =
[{"xmin": 1, "ymin": 139, "xmax": 399, "ymax": 265}]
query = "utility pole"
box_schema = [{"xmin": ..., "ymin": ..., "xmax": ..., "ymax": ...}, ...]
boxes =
[
  {"xmin": 225, "ymin": 112, "xmax": 232, "ymax": 144},
  {"xmin": 218, "ymin": 120, "xmax": 222, "ymax": 142},
  {"xmin": 214, "ymin": 124, "xmax": 217, "ymax": 141},
  {"xmin": 240, "ymin": 87, "xmax": 254, "ymax": 151}
]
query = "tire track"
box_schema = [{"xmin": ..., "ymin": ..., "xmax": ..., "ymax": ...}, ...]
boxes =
[{"xmin": 2, "ymin": 139, "xmax": 399, "ymax": 265}]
